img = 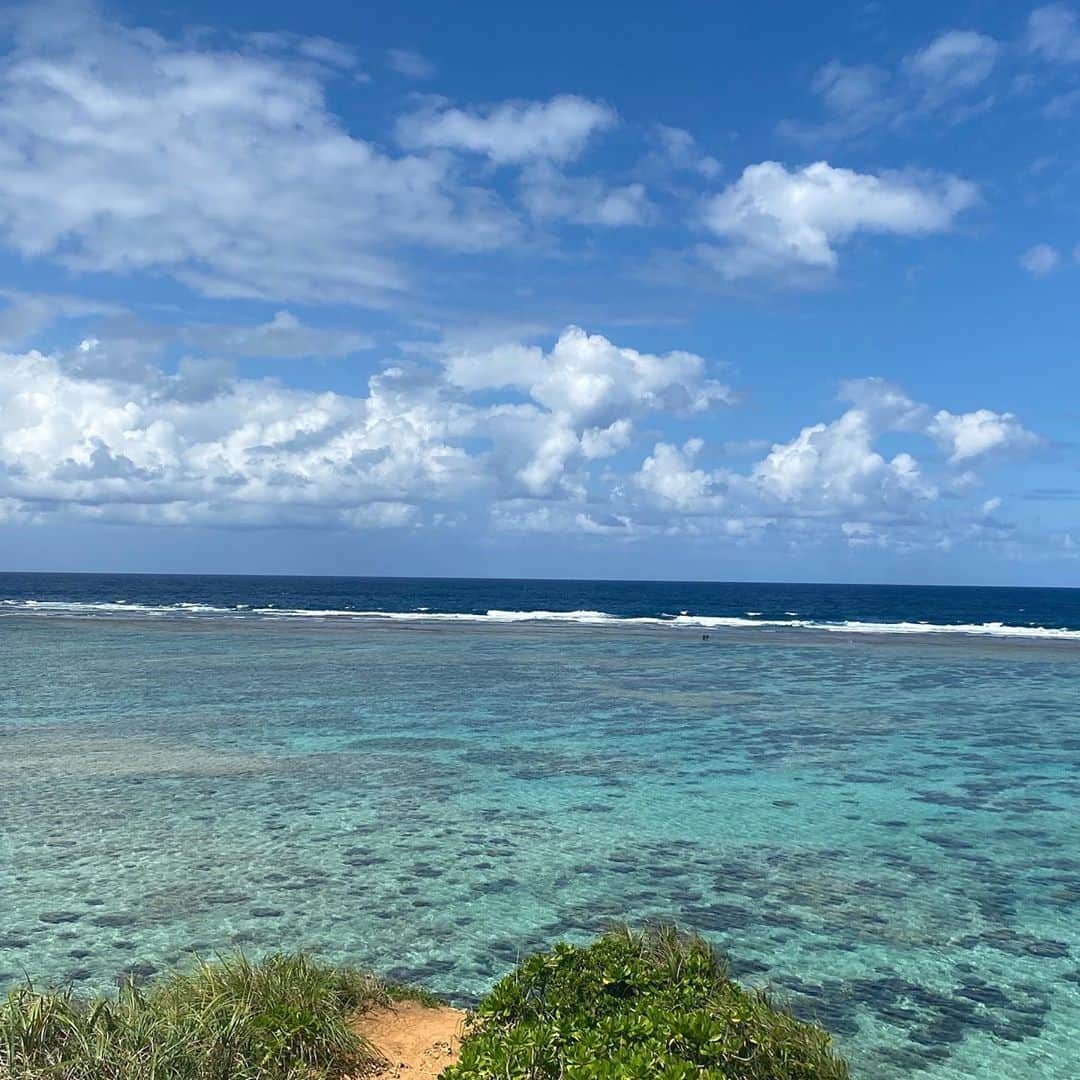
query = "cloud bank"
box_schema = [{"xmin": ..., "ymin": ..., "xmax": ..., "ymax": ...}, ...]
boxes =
[{"xmin": 0, "ymin": 330, "xmax": 1039, "ymax": 557}]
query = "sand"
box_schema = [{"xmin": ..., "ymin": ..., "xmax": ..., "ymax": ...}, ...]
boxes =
[{"xmin": 354, "ymin": 1001, "xmax": 467, "ymax": 1078}]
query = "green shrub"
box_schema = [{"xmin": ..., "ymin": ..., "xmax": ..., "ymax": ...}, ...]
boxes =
[
  {"xmin": 443, "ymin": 926, "xmax": 850, "ymax": 1080},
  {"xmin": 1, "ymin": 932, "xmax": 850, "ymax": 1079},
  {"xmin": 0, "ymin": 953, "xmax": 385, "ymax": 1080}
]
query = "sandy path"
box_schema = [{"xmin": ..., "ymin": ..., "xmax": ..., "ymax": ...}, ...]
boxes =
[{"xmin": 355, "ymin": 1001, "xmax": 467, "ymax": 1078}]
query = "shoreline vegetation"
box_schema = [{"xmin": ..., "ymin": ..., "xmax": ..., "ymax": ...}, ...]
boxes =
[{"xmin": 1, "ymin": 926, "xmax": 849, "ymax": 1079}]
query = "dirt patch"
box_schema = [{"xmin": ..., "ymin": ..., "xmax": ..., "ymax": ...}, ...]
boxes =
[{"xmin": 355, "ymin": 1001, "xmax": 467, "ymax": 1078}]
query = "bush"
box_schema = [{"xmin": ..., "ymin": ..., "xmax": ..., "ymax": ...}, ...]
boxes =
[
  {"xmin": 443, "ymin": 926, "xmax": 850, "ymax": 1080},
  {"xmin": 0, "ymin": 932, "xmax": 850, "ymax": 1079},
  {"xmin": 0, "ymin": 953, "xmax": 386, "ymax": 1080}
]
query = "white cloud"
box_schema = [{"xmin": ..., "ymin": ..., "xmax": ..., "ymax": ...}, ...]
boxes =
[
  {"xmin": 1045, "ymin": 87, "xmax": 1080, "ymax": 116},
  {"xmin": 385, "ymin": 48, "xmax": 435, "ymax": 79},
  {"xmin": 519, "ymin": 165, "xmax": 652, "ymax": 226},
  {"xmin": 1019, "ymin": 243, "xmax": 1061, "ymax": 276},
  {"xmin": 928, "ymin": 409, "xmax": 1042, "ymax": 462},
  {"xmin": 183, "ymin": 311, "xmax": 375, "ymax": 358},
  {"xmin": 1027, "ymin": 5, "xmax": 1080, "ymax": 63},
  {"xmin": 737, "ymin": 383, "xmax": 1038, "ymax": 525},
  {"xmin": 244, "ymin": 31, "xmax": 360, "ymax": 72},
  {"xmin": 492, "ymin": 502, "xmax": 635, "ymax": 536},
  {"xmin": 341, "ymin": 501, "xmax": 420, "ymax": 528},
  {"xmin": 1, "ymin": 303, "xmax": 375, "ymax": 375},
  {"xmin": 784, "ymin": 28, "xmax": 1000, "ymax": 142},
  {"xmin": 635, "ymin": 439, "xmax": 725, "ymax": 512},
  {"xmin": 750, "ymin": 411, "xmax": 936, "ymax": 513},
  {"xmin": 745, "ymin": 380, "xmax": 1038, "ymax": 519},
  {"xmin": 699, "ymin": 161, "xmax": 977, "ymax": 282},
  {"xmin": 625, "ymin": 377, "xmax": 1040, "ymax": 545},
  {"xmin": 0, "ymin": 346, "xmax": 482, "ymax": 528},
  {"xmin": 806, "ymin": 62, "xmax": 893, "ymax": 137},
  {"xmin": 0, "ymin": 315, "xmax": 1044, "ymax": 548},
  {"xmin": 836, "ymin": 376, "xmax": 927, "ymax": 428},
  {"xmin": 0, "ymin": 6, "xmax": 516, "ymax": 306},
  {"xmin": 904, "ymin": 31, "xmax": 1000, "ymax": 108},
  {"xmin": 841, "ymin": 520, "xmax": 874, "ymax": 540},
  {"xmin": 446, "ymin": 326, "xmax": 733, "ymax": 498},
  {"xmin": 297, "ymin": 36, "xmax": 359, "ymax": 70},
  {"xmin": 580, "ymin": 419, "xmax": 632, "ymax": 459},
  {"xmin": 814, "ymin": 62, "xmax": 888, "ymax": 117},
  {"xmin": 646, "ymin": 125, "xmax": 721, "ymax": 178},
  {"xmin": 0, "ymin": 325, "xmax": 734, "ymax": 524},
  {"xmin": 0, "ymin": 290, "xmax": 124, "ymax": 349},
  {"xmin": 444, "ymin": 325, "xmax": 733, "ymax": 427},
  {"xmin": 396, "ymin": 94, "xmax": 616, "ymax": 164}
]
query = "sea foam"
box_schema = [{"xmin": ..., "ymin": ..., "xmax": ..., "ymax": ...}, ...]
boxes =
[{"xmin": 3, "ymin": 597, "xmax": 1079, "ymax": 640}]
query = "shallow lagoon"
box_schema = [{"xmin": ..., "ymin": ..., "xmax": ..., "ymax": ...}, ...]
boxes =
[{"xmin": 2, "ymin": 615, "xmax": 1079, "ymax": 1078}]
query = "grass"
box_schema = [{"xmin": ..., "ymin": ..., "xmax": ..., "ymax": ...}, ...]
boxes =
[
  {"xmin": 0, "ymin": 952, "xmax": 407, "ymax": 1079},
  {"xmin": 1, "ymin": 928, "xmax": 851, "ymax": 1079},
  {"xmin": 443, "ymin": 925, "xmax": 850, "ymax": 1080}
]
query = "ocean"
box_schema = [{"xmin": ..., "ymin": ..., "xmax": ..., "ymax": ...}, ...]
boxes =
[
  {"xmin": 2, "ymin": 572, "xmax": 1080, "ymax": 636},
  {"xmin": 2, "ymin": 573, "xmax": 1079, "ymax": 1079}
]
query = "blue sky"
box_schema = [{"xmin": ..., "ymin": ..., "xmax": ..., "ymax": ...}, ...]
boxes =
[{"xmin": 0, "ymin": 0, "xmax": 1077, "ymax": 584}]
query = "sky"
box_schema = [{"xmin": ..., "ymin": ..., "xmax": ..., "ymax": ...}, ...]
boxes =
[{"xmin": 0, "ymin": 0, "xmax": 1077, "ymax": 584}]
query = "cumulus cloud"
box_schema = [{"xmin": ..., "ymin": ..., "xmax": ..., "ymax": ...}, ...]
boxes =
[
  {"xmin": 0, "ymin": 345, "xmax": 482, "ymax": 528},
  {"xmin": 629, "ymin": 376, "xmax": 1040, "ymax": 545},
  {"xmin": 635, "ymin": 439, "xmax": 725, "ymax": 512},
  {"xmin": 836, "ymin": 376, "xmax": 926, "ymax": 428},
  {"xmin": 0, "ymin": 326, "xmax": 733, "ymax": 525},
  {"xmin": 752, "ymin": 378, "xmax": 1038, "ymax": 509},
  {"xmin": 443, "ymin": 325, "xmax": 734, "ymax": 427},
  {"xmin": 928, "ymin": 409, "xmax": 1042, "ymax": 462},
  {"xmin": 1019, "ymin": 243, "xmax": 1061, "ymax": 276},
  {"xmin": 396, "ymin": 94, "xmax": 617, "ymax": 164},
  {"xmin": 0, "ymin": 3, "xmax": 994, "ymax": 319},
  {"xmin": 698, "ymin": 161, "xmax": 977, "ymax": 282},
  {"xmin": 0, "ymin": 323, "xmax": 1045, "ymax": 553},
  {"xmin": 750, "ymin": 409, "xmax": 936, "ymax": 512},
  {"xmin": 394, "ymin": 94, "xmax": 646, "ymax": 230},
  {"xmin": 0, "ymin": 4, "xmax": 515, "ymax": 306},
  {"xmin": 445, "ymin": 326, "xmax": 733, "ymax": 498}
]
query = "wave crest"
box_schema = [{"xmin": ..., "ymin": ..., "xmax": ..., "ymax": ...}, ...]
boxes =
[{"xmin": 2, "ymin": 597, "xmax": 1079, "ymax": 640}]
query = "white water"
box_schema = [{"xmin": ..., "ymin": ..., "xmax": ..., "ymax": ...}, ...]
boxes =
[{"xmin": 3, "ymin": 597, "xmax": 1080, "ymax": 640}]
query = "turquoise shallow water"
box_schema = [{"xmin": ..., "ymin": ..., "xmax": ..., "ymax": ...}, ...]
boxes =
[{"xmin": 2, "ymin": 615, "xmax": 1079, "ymax": 1078}]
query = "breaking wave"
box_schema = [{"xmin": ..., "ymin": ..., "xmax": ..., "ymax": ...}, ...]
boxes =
[{"xmin": 2, "ymin": 598, "xmax": 1079, "ymax": 640}]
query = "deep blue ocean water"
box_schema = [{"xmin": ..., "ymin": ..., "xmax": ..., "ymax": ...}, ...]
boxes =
[
  {"xmin": 2, "ymin": 573, "xmax": 1080, "ymax": 1079},
  {"xmin": 2, "ymin": 572, "xmax": 1079, "ymax": 636}
]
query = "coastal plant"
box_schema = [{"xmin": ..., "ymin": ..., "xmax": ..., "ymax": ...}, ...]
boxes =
[
  {"xmin": 443, "ymin": 925, "xmax": 850, "ymax": 1080},
  {"xmin": 1, "ymin": 932, "xmax": 850, "ymax": 1079},
  {"xmin": 0, "ymin": 953, "xmax": 388, "ymax": 1079}
]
